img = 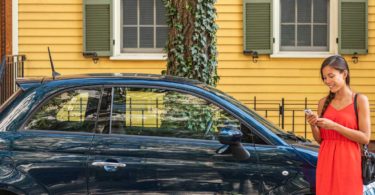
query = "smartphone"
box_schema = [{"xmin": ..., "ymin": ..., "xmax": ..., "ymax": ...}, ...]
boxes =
[{"xmin": 304, "ymin": 109, "xmax": 313, "ymax": 116}]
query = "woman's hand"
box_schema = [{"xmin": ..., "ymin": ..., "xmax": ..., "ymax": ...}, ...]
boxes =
[
  {"xmin": 306, "ymin": 113, "xmax": 318, "ymax": 126},
  {"xmin": 316, "ymin": 118, "xmax": 338, "ymax": 130}
]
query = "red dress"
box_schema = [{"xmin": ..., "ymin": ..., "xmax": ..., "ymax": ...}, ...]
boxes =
[{"xmin": 316, "ymin": 102, "xmax": 363, "ymax": 194}]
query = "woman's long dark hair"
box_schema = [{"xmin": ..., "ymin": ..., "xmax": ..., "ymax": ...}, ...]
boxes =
[{"xmin": 320, "ymin": 55, "xmax": 350, "ymax": 117}]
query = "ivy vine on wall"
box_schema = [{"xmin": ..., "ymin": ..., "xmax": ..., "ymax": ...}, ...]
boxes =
[
  {"xmin": 162, "ymin": 0, "xmax": 219, "ymax": 87},
  {"xmin": 160, "ymin": 0, "xmax": 220, "ymax": 133}
]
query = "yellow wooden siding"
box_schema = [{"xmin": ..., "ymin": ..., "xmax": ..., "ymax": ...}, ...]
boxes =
[
  {"xmin": 18, "ymin": 0, "xmax": 166, "ymax": 79},
  {"xmin": 18, "ymin": 0, "xmax": 375, "ymax": 140},
  {"xmin": 215, "ymin": 0, "xmax": 375, "ymax": 139}
]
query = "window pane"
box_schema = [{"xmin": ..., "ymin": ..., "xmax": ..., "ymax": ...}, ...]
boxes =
[
  {"xmin": 110, "ymin": 87, "xmax": 241, "ymax": 140},
  {"xmin": 140, "ymin": 27, "xmax": 154, "ymax": 48},
  {"xmin": 297, "ymin": 25, "xmax": 311, "ymax": 46},
  {"xmin": 297, "ymin": 0, "xmax": 311, "ymax": 23},
  {"xmin": 123, "ymin": 0, "xmax": 137, "ymax": 25},
  {"xmin": 121, "ymin": 0, "xmax": 167, "ymax": 52},
  {"xmin": 156, "ymin": 0, "xmax": 166, "ymax": 25},
  {"xmin": 156, "ymin": 27, "xmax": 168, "ymax": 48},
  {"xmin": 123, "ymin": 27, "xmax": 137, "ymax": 48},
  {"xmin": 25, "ymin": 89, "xmax": 101, "ymax": 132},
  {"xmin": 110, "ymin": 87, "xmax": 163, "ymax": 135},
  {"xmin": 280, "ymin": 0, "xmax": 328, "ymax": 51},
  {"xmin": 281, "ymin": 25, "xmax": 295, "ymax": 46},
  {"xmin": 281, "ymin": 0, "xmax": 295, "ymax": 23},
  {"xmin": 314, "ymin": 0, "xmax": 327, "ymax": 23},
  {"xmin": 313, "ymin": 25, "xmax": 327, "ymax": 46},
  {"xmin": 140, "ymin": 0, "xmax": 153, "ymax": 25}
]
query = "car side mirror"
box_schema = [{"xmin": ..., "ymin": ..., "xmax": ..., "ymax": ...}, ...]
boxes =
[{"xmin": 217, "ymin": 127, "xmax": 250, "ymax": 160}]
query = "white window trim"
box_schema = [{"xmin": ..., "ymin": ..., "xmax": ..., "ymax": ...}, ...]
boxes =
[
  {"xmin": 110, "ymin": 53, "xmax": 167, "ymax": 60},
  {"xmin": 271, "ymin": 0, "xmax": 338, "ymax": 58},
  {"xmin": 111, "ymin": 0, "xmax": 166, "ymax": 61}
]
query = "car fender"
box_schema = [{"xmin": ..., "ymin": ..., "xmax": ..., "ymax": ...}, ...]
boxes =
[
  {"xmin": 0, "ymin": 165, "xmax": 49, "ymax": 195},
  {"xmin": 0, "ymin": 184, "xmax": 27, "ymax": 195},
  {"xmin": 291, "ymin": 143, "xmax": 319, "ymax": 168}
]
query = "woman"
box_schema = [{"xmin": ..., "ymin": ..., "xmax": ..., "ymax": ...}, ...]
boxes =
[{"xmin": 306, "ymin": 55, "xmax": 371, "ymax": 194}]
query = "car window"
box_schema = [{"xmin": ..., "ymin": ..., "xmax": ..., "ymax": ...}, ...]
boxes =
[
  {"xmin": 240, "ymin": 124, "xmax": 269, "ymax": 145},
  {"xmin": 207, "ymin": 85, "xmax": 288, "ymax": 136},
  {"xmin": 104, "ymin": 87, "xmax": 243, "ymax": 141},
  {"xmin": 24, "ymin": 89, "xmax": 101, "ymax": 132}
]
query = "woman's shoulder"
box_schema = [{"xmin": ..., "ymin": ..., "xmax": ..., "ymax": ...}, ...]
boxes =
[
  {"xmin": 318, "ymin": 96, "xmax": 327, "ymax": 107},
  {"xmin": 316, "ymin": 97, "xmax": 328, "ymax": 115},
  {"xmin": 355, "ymin": 93, "xmax": 369, "ymax": 105}
]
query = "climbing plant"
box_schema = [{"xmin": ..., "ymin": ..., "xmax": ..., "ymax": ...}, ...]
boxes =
[
  {"xmin": 162, "ymin": 0, "xmax": 219, "ymax": 86},
  {"xmin": 160, "ymin": 0, "xmax": 220, "ymax": 134}
]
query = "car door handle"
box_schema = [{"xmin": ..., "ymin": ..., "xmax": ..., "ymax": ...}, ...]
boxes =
[
  {"xmin": 92, "ymin": 162, "xmax": 127, "ymax": 168},
  {"xmin": 92, "ymin": 161, "xmax": 126, "ymax": 172}
]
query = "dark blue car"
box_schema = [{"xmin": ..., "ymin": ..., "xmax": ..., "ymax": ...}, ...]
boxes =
[{"xmin": 0, "ymin": 74, "xmax": 318, "ymax": 195}]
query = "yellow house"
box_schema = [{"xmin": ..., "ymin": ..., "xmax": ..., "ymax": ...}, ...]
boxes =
[{"xmin": 14, "ymin": 0, "xmax": 374, "ymax": 139}]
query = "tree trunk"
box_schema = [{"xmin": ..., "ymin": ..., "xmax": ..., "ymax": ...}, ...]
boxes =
[{"xmin": 164, "ymin": 0, "xmax": 218, "ymax": 86}]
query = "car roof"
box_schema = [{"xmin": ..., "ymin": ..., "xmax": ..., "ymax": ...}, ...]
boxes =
[{"xmin": 16, "ymin": 73, "xmax": 206, "ymax": 91}]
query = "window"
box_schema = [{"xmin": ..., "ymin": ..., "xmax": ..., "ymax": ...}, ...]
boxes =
[
  {"xmin": 280, "ymin": 0, "xmax": 328, "ymax": 51},
  {"xmin": 83, "ymin": 0, "xmax": 169, "ymax": 59},
  {"xmin": 243, "ymin": 0, "xmax": 368, "ymax": 57},
  {"xmin": 122, "ymin": 0, "xmax": 168, "ymax": 53},
  {"xmin": 99, "ymin": 87, "xmax": 241, "ymax": 140},
  {"xmin": 25, "ymin": 89, "xmax": 101, "ymax": 132}
]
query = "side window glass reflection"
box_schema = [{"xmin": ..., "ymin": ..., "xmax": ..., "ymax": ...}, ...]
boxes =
[
  {"xmin": 24, "ymin": 89, "xmax": 101, "ymax": 132},
  {"xmin": 109, "ymin": 87, "xmax": 241, "ymax": 140},
  {"xmin": 96, "ymin": 88, "xmax": 112, "ymax": 134}
]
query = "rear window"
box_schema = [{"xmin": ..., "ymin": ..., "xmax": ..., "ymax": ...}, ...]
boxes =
[{"xmin": 0, "ymin": 89, "xmax": 23, "ymax": 113}]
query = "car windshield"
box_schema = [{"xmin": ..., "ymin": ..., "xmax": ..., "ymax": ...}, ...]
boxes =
[
  {"xmin": 207, "ymin": 86, "xmax": 309, "ymax": 143},
  {"xmin": 0, "ymin": 89, "xmax": 23, "ymax": 113}
]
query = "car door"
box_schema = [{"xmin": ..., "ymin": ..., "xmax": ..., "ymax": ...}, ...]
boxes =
[
  {"xmin": 255, "ymin": 143, "xmax": 315, "ymax": 194},
  {"xmin": 250, "ymin": 123, "xmax": 315, "ymax": 194},
  {"xmin": 9, "ymin": 88, "xmax": 102, "ymax": 194},
  {"xmin": 88, "ymin": 86, "xmax": 264, "ymax": 194}
]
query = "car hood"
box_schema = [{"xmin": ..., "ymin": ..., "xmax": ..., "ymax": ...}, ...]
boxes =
[{"xmin": 291, "ymin": 142, "xmax": 319, "ymax": 168}]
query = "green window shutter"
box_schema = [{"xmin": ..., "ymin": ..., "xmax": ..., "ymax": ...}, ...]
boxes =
[
  {"xmin": 243, "ymin": 0, "xmax": 273, "ymax": 54},
  {"xmin": 339, "ymin": 0, "xmax": 368, "ymax": 54},
  {"xmin": 83, "ymin": 0, "xmax": 112, "ymax": 56}
]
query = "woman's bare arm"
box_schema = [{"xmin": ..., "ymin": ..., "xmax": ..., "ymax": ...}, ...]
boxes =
[{"xmin": 308, "ymin": 98, "xmax": 326, "ymax": 144}]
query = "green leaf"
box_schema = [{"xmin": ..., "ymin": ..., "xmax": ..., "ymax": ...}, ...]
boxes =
[{"xmin": 164, "ymin": 0, "xmax": 219, "ymax": 86}]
